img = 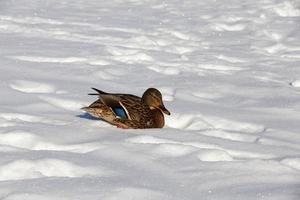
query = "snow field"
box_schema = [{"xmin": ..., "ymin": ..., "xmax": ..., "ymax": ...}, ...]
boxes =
[{"xmin": 0, "ymin": 0, "xmax": 300, "ymax": 199}]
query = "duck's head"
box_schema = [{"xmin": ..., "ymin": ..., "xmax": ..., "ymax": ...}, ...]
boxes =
[{"xmin": 142, "ymin": 88, "xmax": 170, "ymax": 115}]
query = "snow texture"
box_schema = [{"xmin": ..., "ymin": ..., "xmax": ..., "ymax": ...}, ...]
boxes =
[{"xmin": 1, "ymin": 0, "xmax": 300, "ymax": 199}]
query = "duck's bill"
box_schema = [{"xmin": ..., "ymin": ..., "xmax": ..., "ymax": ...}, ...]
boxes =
[{"xmin": 159, "ymin": 105, "xmax": 171, "ymax": 115}]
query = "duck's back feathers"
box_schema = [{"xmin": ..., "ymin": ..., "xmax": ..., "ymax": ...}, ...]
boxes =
[{"xmin": 118, "ymin": 95, "xmax": 149, "ymax": 122}]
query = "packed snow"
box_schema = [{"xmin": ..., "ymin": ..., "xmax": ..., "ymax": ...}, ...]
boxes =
[{"xmin": 1, "ymin": 0, "xmax": 300, "ymax": 199}]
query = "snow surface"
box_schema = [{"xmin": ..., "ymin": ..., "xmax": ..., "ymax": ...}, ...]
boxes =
[{"xmin": 1, "ymin": 0, "xmax": 300, "ymax": 199}]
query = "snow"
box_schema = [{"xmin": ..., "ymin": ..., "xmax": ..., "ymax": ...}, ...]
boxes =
[{"xmin": 1, "ymin": 0, "xmax": 300, "ymax": 199}]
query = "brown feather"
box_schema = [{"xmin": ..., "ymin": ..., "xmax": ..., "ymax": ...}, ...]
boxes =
[{"xmin": 82, "ymin": 88, "xmax": 170, "ymax": 129}]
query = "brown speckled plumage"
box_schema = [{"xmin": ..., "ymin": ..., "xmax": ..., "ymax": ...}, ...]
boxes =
[{"xmin": 81, "ymin": 88, "xmax": 170, "ymax": 129}]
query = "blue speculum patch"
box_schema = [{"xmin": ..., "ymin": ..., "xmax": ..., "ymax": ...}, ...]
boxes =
[{"xmin": 113, "ymin": 107, "xmax": 127, "ymax": 119}]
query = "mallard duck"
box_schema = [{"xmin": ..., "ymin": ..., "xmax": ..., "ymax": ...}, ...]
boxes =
[{"xmin": 81, "ymin": 88, "xmax": 170, "ymax": 129}]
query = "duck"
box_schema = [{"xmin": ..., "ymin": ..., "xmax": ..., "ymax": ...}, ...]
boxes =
[{"xmin": 81, "ymin": 88, "xmax": 170, "ymax": 129}]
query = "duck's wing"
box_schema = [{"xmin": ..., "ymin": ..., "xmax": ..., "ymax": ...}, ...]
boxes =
[
  {"xmin": 88, "ymin": 87, "xmax": 109, "ymax": 95},
  {"xmin": 91, "ymin": 93, "xmax": 131, "ymax": 120},
  {"xmin": 92, "ymin": 93, "xmax": 142, "ymax": 120},
  {"xmin": 88, "ymin": 88, "xmax": 138, "ymax": 106},
  {"xmin": 86, "ymin": 88, "xmax": 146, "ymax": 121},
  {"xmin": 88, "ymin": 88, "xmax": 141, "ymax": 99}
]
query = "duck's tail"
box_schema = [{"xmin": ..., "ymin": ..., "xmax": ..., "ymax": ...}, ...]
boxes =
[{"xmin": 88, "ymin": 87, "xmax": 108, "ymax": 95}]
